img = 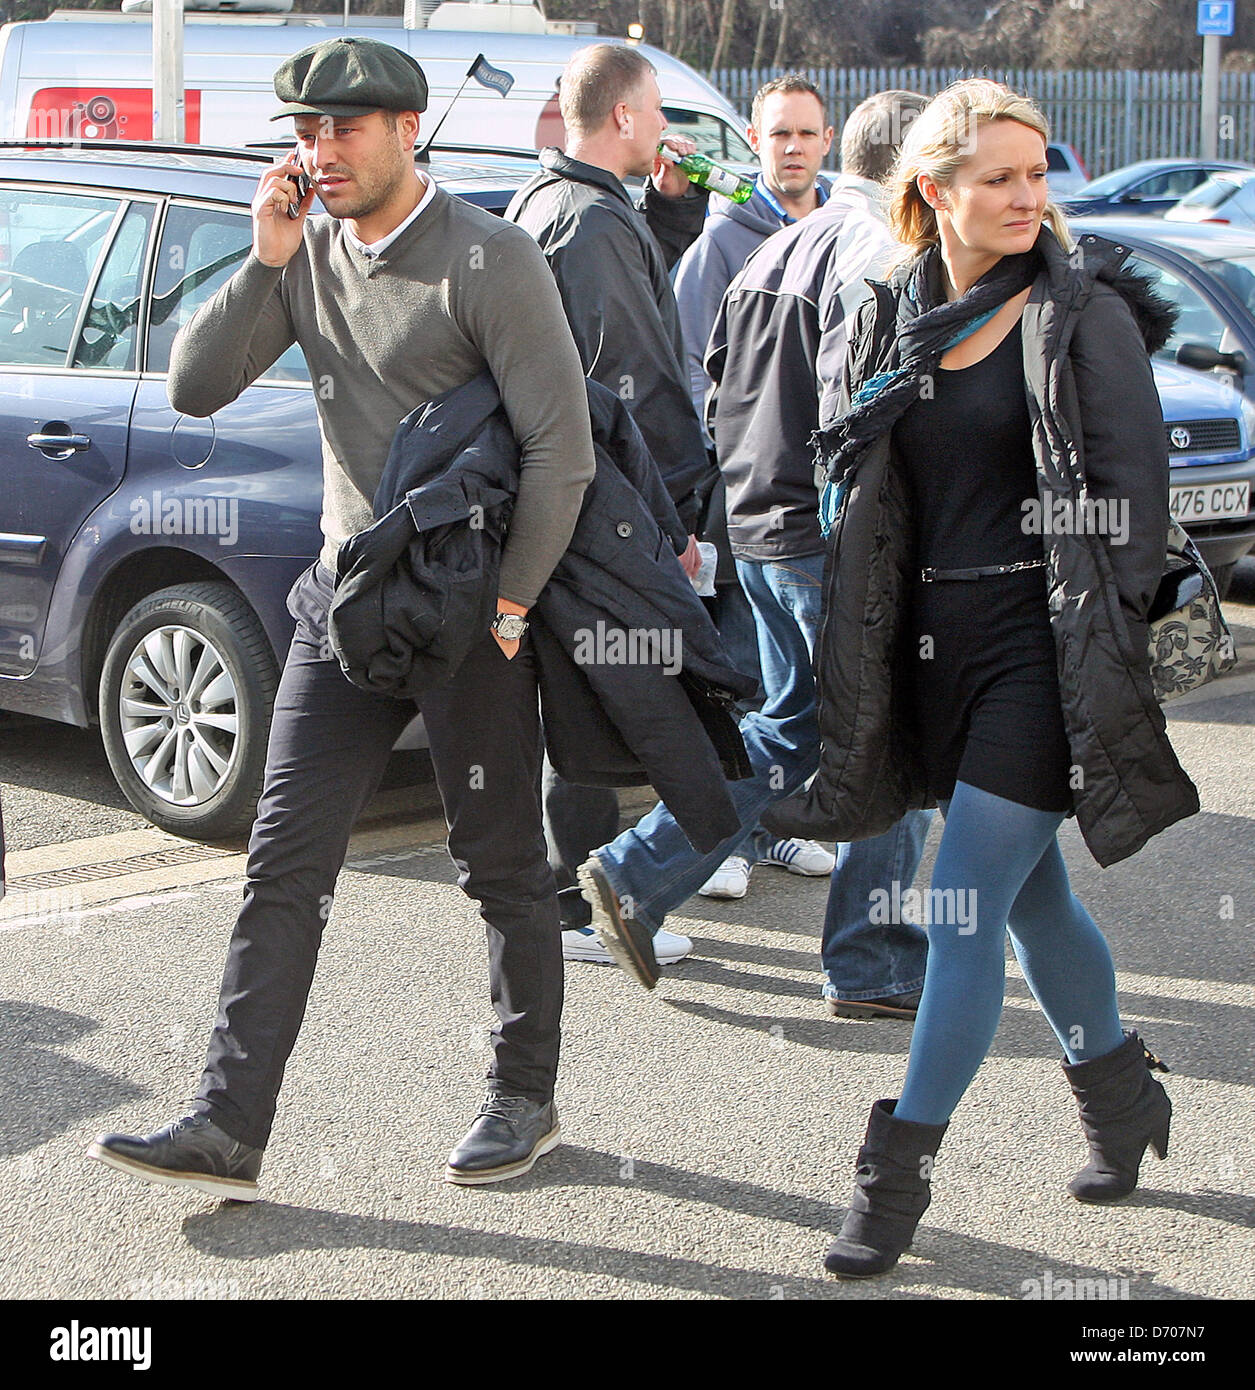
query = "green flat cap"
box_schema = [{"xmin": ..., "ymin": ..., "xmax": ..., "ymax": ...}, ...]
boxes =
[{"xmin": 271, "ymin": 36, "xmax": 429, "ymax": 120}]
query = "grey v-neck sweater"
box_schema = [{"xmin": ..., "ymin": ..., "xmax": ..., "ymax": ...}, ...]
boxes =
[{"xmin": 168, "ymin": 181, "xmax": 595, "ymax": 607}]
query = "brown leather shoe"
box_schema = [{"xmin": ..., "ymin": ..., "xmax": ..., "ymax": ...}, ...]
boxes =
[{"xmin": 826, "ymin": 991, "xmax": 921, "ymax": 1021}]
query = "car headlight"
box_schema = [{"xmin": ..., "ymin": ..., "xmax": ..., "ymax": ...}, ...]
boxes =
[{"xmin": 1241, "ymin": 395, "xmax": 1255, "ymax": 451}]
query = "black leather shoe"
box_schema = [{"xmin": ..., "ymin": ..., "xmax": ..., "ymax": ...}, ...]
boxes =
[
  {"xmin": 826, "ymin": 991, "xmax": 922, "ymax": 1021},
  {"xmin": 86, "ymin": 1113, "xmax": 263, "ymax": 1202},
  {"xmin": 577, "ymin": 854, "xmax": 659, "ymax": 990},
  {"xmin": 444, "ymin": 1094, "xmax": 560, "ymax": 1185}
]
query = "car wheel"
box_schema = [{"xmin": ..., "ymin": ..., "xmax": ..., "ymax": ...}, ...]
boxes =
[
  {"xmin": 1211, "ymin": 561, "xmax": 1236, "ymax": 602},
  {"xmin": 99, "ymin": 582, "xmax": 279, "ymax": 840}
]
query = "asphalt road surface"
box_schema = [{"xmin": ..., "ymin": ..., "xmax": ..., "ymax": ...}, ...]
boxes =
[{"xmin": 1, "ymin": 562, "xmax": 1252, "ymax": 1309}]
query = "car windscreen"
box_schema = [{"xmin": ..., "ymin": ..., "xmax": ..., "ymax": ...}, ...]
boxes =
[
  {"xmin": 662, "ymin": 107, "xmax": 754, "ymax": 163},
  {"xmin": 1073, "ymin": 166, "xmax": 1143, "ymax": 197},
  {"xmin": 1046, "ymin": 146, "xmax": 1069, "ymax": 172},
  {"xmin": 1177, "ymin": 176, "xmax": 1250, "ymax": 211}
]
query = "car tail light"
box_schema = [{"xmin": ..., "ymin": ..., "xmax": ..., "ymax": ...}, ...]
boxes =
[{"xmin": 1202, "ymin": 217, "xmax": 1232, "ymax": 224}]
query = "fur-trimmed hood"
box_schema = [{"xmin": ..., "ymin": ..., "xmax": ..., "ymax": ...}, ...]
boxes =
[{"xmin": 1055, "ymin": 229, "xmax": 1178, "ymax": 355}]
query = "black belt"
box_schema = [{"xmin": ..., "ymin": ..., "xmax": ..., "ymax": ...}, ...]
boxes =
[{"xmin": 920, "ymin": 559, "xmax": 1047, "ymax": 582}]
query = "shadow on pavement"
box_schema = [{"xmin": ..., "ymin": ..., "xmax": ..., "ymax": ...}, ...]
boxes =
[
  {"xmin": 178, "ymin": 1143, "xmax": 1200, "ymax": 1299},
  {"xmin": 0, "ymin": 999, "xmax": 149, "ymax": 1157},
  {"xmin": 660, "ymin": 985, "xmax": 1252, "ymax": 1089}
]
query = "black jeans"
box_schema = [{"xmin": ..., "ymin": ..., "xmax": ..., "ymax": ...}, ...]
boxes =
[
  {"xmin": 194, "ymin": 565, "xmax": 561, "ymax": 1150},
  {"xmin": 541, "ymin": 756, "xmax": 621, "ymax": 929}
]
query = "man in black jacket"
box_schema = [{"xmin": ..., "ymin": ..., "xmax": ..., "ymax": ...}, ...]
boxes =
[
  {"xmin": 505, "ymin": 43, "xmax": 715, "ymax": 970},
  {"xmin": 582, "ymin": 92, "xmax": 934, "ymax": 1011}
]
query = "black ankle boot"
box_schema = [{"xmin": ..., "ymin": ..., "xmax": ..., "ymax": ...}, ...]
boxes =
[
  {"xmin": 1062, "ymin": 1030, "xmax": 1171, "ymax": 1204},
  {"xmin": 824, "ymin": 1099, "xmax": 948, "ymax": 1279}
]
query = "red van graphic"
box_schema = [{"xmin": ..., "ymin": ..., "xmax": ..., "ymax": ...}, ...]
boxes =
[{"xmin": 26, "ymin": 88, "xmax": 203, "ymax": 142}]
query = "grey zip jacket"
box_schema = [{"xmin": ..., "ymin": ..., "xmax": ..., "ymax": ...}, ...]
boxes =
[
  {"xmin": 674, "ymin": 174, "xmax": 832, "ymax": 425},
  {"xmin": 705, "ymin": 176, "xmax": 893, "ymax": 560}
]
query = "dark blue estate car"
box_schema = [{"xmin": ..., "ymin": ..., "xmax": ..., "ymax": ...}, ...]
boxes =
[
  {"xmin": 0, "ymin": 141, "xmax": 534, "ymax": 838},
  {"xmin": 1060, "ymin": 159, "xmax": 1255, "ymax": 217}
]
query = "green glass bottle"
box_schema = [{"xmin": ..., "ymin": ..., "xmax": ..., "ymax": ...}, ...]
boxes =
[{"xmin": 659, "ymin": 145, "xmax": 754, "ymax": 203}]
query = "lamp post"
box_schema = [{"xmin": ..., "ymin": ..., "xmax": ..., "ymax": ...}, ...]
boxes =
[
  {"xmin": 1197, "ymin": 1, "xmax": 1235, "ymax": 160},
  {"xmin": 153, "ymin": 0, "xmax": 185, "ymax": 143}
]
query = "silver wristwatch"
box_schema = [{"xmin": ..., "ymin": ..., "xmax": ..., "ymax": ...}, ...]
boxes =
[{"xmin": 491, "ymin": 611, "xmax": 529, "ymax": 641}]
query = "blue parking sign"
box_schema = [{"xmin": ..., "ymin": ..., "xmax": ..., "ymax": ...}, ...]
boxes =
[{"xmin": 1198, "ymin": 1, "xmax": 1235, "ymax": 36}]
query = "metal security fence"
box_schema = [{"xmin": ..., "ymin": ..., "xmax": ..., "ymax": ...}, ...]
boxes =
[{"xmin": 714, "ymin": 67, "xmax": 1255, "ymax": 177}]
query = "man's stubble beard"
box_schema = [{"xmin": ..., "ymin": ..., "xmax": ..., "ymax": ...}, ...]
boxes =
[{"xmin": 328, "ymin": 146, "xmax": 413, "ymax": 223}]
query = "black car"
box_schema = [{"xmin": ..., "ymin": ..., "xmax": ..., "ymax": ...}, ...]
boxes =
[
  {"xmin": 1061, "ymin": 159, "xmax": 1255, "ymax": 217},
  {"xmin": 0, "ymin": 140, "xmax": 536, "ymax": 839}
]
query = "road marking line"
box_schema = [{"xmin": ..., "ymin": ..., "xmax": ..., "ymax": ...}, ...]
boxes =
[{"xmin": 0, "ymin": 813, "xmax": 452, "ymax": 925}]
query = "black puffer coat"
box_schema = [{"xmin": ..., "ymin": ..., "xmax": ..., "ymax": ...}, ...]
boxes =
[{"xmin": 765, "ymin": 229, "xmax": 1199, "ymax": 867}]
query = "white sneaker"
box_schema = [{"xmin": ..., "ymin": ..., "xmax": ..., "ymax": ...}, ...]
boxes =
[
  {"xmin": 758, "ymin": 838, "xmax": 835, "ymax": 876},
  {"xmin": 561, "ymin": 927, "xmax": 692, "ymax": 965},
  {"xmin": 698, "ymin": 856, "xmax": 751, "ymax": 899}
]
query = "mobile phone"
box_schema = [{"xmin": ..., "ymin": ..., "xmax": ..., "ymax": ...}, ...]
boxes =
[{"xmin": 287, "ymin": 168, "xmax": 312, "ymax": 220}]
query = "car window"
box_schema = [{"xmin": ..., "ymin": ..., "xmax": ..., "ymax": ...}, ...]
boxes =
[
  {"xmin": 1131, "ymin": 169, "xmax": 1205, "ymax": 198},
  {"xmin": 1129, "ymin": 253, "xmax": 1230, "ymax": 359},
  {"xmin": 147, "ymin": 202, "xmax": 309, "ymax": 383},
  {"xmin": 0, "ymin": 189, "xmax": 121, "ymax": 367},
  {"xmin": 72, "ymin": 201, "xmax": 155, "ymax": 370},
  {"xmin": 1205, "ymin": 252, "xmax": 1255, "ymax": 315},
  {"xmin": 1046, "ymin": 146, "xmax": 1068, "ymax": 172},
  {"xmin": 662, "ymin": 107, "xmax": 754, "ymax": 163}
]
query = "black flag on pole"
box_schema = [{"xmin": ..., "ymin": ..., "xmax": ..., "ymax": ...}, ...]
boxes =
[{"xmin": 468, "ymin": 54, "xmax": 515, "ymax": 97}]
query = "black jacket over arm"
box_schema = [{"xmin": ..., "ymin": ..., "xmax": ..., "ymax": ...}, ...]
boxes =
[{"xmin": 328, "ymin": 373, "xmax": 755, "ymax": 854}]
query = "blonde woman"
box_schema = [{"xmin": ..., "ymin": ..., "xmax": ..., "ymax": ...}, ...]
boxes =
[{"xmin": 766, "ymin": 80, "xmax": 1198, "ymax": 1277}]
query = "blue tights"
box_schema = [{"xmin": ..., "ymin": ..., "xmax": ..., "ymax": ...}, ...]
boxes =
[{"xmin": 895, "ymin": 781, "xmax": 1126, "ymax": 1127}]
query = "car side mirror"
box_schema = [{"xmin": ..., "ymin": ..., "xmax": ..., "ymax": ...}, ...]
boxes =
[{"xmin": 1176, "ymin": 341, "xmax": 1249, "ymax": 377}]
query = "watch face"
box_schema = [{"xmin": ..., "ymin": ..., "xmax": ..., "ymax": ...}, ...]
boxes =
[{"xmin": 493, "ymin": 613, "xmax": 528, "ymax": 640}]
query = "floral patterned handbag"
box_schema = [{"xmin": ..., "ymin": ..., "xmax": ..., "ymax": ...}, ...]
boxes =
[{"xmin": 1147, "ymin": 520, "xmax": 1238, "ymax": 702}]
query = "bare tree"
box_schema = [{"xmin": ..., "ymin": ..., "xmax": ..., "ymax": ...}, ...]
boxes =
[{"xmin": 710, "ymin": 0, "xmax": 737, "ymax": 73}]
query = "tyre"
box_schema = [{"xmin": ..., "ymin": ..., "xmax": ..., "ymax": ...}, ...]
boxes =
[
  {"xmin": 1210, "ymin": 561, "xmax": 1236, "ymax": 603},
  {"xmin": 98, "ymin": 582, "xmax": 279, "ymax": 841}
]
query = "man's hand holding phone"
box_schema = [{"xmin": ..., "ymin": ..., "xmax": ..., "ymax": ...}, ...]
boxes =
[{"xmin": 253, "ymin": 147, "xmax": 315, "ymax": 268}]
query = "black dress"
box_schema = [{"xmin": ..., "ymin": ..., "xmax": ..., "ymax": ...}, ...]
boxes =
[{"xmin": 891, "ymin": 319, "xmax": 1073, "ymax": 814}]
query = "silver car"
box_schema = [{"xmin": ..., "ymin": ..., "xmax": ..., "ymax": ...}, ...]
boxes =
[{"xmin": 1165, "ymin": 170, "xmax": 1255, "ymax": 229}]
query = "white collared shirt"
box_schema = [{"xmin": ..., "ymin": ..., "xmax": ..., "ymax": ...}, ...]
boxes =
[{"xmin": 343, "ymin": 173, "xmax": 435, "ymax": 258}]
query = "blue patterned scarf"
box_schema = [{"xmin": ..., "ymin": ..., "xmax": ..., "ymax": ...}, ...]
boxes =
[{"xmin": 816, "ymin": 241, "xmax": 1043, "ymax": 534}]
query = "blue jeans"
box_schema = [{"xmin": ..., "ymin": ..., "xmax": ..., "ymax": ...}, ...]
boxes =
[{"xmin": 594, "ymin": 552, "xmax": 930, "ymax": 999}]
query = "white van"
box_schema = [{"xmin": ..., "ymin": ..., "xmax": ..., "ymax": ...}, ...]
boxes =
[{"xmin": 0, "ymin": 3, "xmax": 755, "ymax": 161}]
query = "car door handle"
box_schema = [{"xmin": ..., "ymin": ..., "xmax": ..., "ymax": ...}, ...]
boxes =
[{"xmin": 27, "ymin": 432, "xmax": 91, "ymax": 453}]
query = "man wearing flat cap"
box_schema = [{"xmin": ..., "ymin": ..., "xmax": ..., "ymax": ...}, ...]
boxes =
[{"xmin": 87, "ymin": 37, "xmax": 597, "ymax": 1196}]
